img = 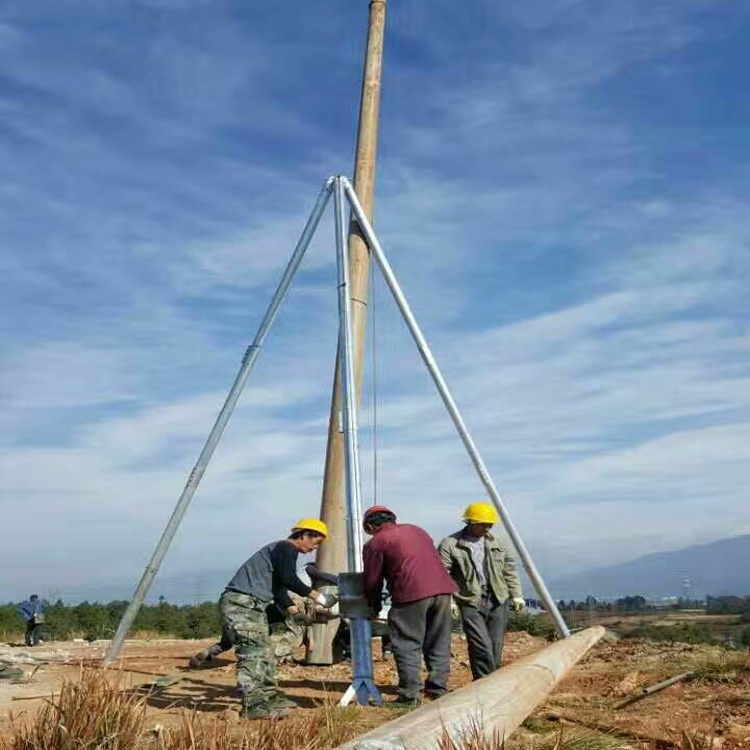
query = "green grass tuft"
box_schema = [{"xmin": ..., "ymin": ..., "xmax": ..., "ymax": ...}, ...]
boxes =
[
  {"xmin": 521, "ymin": 717, "xmax": 558, "ymax": 734},
  {"xmin": 534, "ymin": 728, "xmax": 631, "ymax": 750},
  {"xmin": 688, "ymin": 651, "xmax": 750, "ymax": 683}
]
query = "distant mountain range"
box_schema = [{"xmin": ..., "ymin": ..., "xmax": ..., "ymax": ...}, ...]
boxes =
[{"xmin": 548, "ymin": 534, "xmax": 750, "ymax": 601}]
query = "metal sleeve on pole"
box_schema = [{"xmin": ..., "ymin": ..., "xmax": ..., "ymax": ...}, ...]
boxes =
[
  {"xmin": 341, "ymin": 178, "xmax": 570, "ymax": 638},
  {"xmin": 334, "ymin": 177, "xmax": 381, "ymax": 707},
  {"xmin": 103, "ymin": 178, "xmax": 334, "ymax": 665}
]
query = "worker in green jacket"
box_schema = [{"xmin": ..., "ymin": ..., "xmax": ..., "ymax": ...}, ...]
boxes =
[{"xmin": 438, "ymin": 503, "xmax": 525, "ymax": 679}]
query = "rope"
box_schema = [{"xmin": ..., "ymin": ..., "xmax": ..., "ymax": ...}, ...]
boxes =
[{"xmin": 370, "ymin": 257, "xmax": 379, "ymax": 507}]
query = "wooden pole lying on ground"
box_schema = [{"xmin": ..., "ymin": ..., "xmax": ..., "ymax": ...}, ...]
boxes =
[
  {"xmin": 309, "ymin": 0, "xmax": 387, "ymax": 666},
  {"xmin": 335, "ymin": 627, "xmax": 605, "ymax": 750}
]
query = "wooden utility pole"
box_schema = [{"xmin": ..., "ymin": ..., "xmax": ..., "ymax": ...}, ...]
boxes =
[
  {"xmin": 335, "ymin": 628, "xmax": 605, "ymax": 750},
  {"xmin": 307, "ymin": 0, "xmax": 387, "ymax": 665}
]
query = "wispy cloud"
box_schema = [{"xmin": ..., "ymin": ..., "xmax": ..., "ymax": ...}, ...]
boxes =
[{"xmin": 1, "ymin": 0, "xmax": 747, "ymax": 601}]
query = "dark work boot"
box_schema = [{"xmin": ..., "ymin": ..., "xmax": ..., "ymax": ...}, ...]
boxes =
[
  {"xmin": 189, "ymin": 643, "xmax": 222, "ymax": 668},
  {"xmin": 268, "ymin": 693, "xmax": 297, "ymax": 710},
  {"xmin": 240, "ymin": 702, "xmax": 290, "ymax": 720},
  {"xmin": 386, "ymin": 695, "xmax": 422, "ymax": 709}
]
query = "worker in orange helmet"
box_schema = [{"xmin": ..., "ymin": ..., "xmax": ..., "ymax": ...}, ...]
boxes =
[
  {"xmin": 438, "ymin": 503, "xmax": 524, "ymax": 680},
  {"xmin": 362, "ymin": 505, "xmax": 457, "ymax": 706}
]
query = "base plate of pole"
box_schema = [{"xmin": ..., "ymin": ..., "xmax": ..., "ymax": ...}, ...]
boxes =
[{"xmin": 339, "ymin": 678, "xmax": 382, "ymax": 707}]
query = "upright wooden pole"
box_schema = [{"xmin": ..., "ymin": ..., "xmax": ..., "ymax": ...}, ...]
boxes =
[{"xmin": 307, "ymin": 0, "xmax": 387, "ymax": 665}]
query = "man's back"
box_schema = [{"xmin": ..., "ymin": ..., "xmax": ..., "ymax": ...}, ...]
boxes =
[{"xmin": 363, "ymin": 523, "xmax": 456, "ymax": 608}]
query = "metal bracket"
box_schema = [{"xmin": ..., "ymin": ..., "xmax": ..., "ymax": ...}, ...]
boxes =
[
  {"xmin": 338, "ymin": 572, "xmax": 370, "ymax": 618},
  {"xmin": 340, "ymin": 617, "xmax": 382, "ymax": 707}
]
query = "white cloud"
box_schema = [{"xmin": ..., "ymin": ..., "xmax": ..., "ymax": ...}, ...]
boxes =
[
  {"xmin": 1, "ymin": 0, "xmax": 748, "ymax": 601},
  {"xmin": 0, "ymin": 342, "xmax": 136, "ymax": 410}
]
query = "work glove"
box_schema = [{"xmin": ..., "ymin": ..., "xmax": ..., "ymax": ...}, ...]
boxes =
[
  {"xmin": 511, "ymin": 597, "xmax": 526, "ymax": 612},
  {"xmin": 287, "ymin": 601, "xmax": 337, "ymax": 625},
  {"xmin": 450, "ymin": 598, "xmax": 460, "ymax": 620},
  {"xmin": 311, "ymin": 591, "xmax": 339, "ymax": 609}
]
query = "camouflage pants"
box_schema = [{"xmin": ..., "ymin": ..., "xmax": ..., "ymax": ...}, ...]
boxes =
[
  {"xmin": 269, "ymin": 615, "xmax": 305, "ymax": 662},
  {"xmin": 191, "ymin": 614, "xmax": 305, "ymax": 669},
  {"xmin": 220, "ymin": 590, "xmax": 283, "ymax": 708}
]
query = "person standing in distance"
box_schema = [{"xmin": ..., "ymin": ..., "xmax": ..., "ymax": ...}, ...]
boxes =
[
  {"xmin": 438, "ymin": 503, "xmax": 525, "ymax": 680},
  {"xmin": 17, "ymin": 595, "xmax": 48, "ymax": 647},
  {"xmin": 362, "ymin": 506, "xmax": 457, "ymax": 706}
]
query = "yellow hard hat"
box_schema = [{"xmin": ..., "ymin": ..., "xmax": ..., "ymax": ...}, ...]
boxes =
[
  {"xmin": 291, "ymin": 518, "xmax": 329, "ymax": 539},
  {"xmin": 462, "ymin": 502, "xmax": 499, "ymax": 525}
]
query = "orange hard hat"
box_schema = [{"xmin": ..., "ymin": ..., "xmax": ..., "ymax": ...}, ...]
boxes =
[{"xmin": 363, "ymin": 505, "xmax": 396, "ymax": 526}]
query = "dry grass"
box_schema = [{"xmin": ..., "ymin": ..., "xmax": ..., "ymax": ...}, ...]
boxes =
[
  {"xmin": 615, "ymin": 647, "xmax": 750, "ymax": 685},
  {"xmin": 434, "ymin": 716, "xmax": 506, "ymax": 750},
  {"xmin": 2, "ymin": 670, "xmax": 373, "ymax": 750},
  {"xmin": 5, "ymin": 670, "xmax": 623, "ymax": 750},
  {"xmin": 5, "ymin": 669, "xmax": 147, "ymax": 750},
  {"xmin": 4, "ymin": 666, "xmax": 727, "ymax": 750},
  {"xmin": 436, "ymin": 719, "xmax": 633, "ymax": 750},
  {"xmin": 668, "ymin": 726, "xmax": 717, "ymax": 750},
  {"xmin": 247, "ymin": 704, "xmax": 369, "ymax": 750},
  {"xmin": 687, "ymin": 651, "xmax": 750, "ymax": 683},
  {"xmin": 534, "ymin": 729, "xmax": 630, "ymax": 750}
]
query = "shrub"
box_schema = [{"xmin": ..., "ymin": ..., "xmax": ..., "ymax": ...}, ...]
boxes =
[
  {"xmin": 689, "ymin": 651, "xmax": 750, "ymax": 683},
  {"xmin": 508, "ymin": 612, "xmax": 556, "ymax": 640},
  {"xmin": 0, "ymin": 600, "xmax": 222, "ymax": 642},
  {"xmin": 621, "ymin": 622, "xmax": 717, "ymax": 646}
]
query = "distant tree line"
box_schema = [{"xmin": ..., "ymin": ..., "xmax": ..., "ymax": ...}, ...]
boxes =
[
  {"xmin": 556, "ymin": 595, "xmax": 705, "ymax": 612},
  {"xmin": 1, "ymin": 598, "xmax": 556, "ymax": 643},
  {"xmin": 5, "ymin": 594, "xmax": 746, "ymax": 646},
  {"xmin": 0, "ymin": 598, "xmax": 222, "ymax": 642},
  {"xmin": 550, "ymin": 594, "xmax": 750, "ymax": 649},
  {"xmin": 706, "ymin": 595, "xmax": 750, "ymax": 616}
]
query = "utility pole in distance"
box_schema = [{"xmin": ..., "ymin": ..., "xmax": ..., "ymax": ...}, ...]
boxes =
[{"xmin": 307, "ymin": 0, "xmax": 387, "ymax": 665}]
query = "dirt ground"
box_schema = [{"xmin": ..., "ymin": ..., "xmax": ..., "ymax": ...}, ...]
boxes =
[{"xmin": 1, "ymin": 633, "xmax": 749, "ymax": 747}]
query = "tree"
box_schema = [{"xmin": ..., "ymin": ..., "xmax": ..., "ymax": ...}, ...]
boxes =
[{"xmin": 616, "ymin": 595, "xmax": 647, "ymax": 612}]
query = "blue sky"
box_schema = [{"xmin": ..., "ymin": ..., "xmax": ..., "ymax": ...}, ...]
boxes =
[{"xmin": 1, "ymin": 0, "xmax": 748, "ymax": 602}]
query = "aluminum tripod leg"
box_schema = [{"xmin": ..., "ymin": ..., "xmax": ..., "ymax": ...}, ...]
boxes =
[
  {"xmin": 104, "ymin": 178, "xmax": 334, "ymax": 665},
  {"xmin": 341, "ymin": 177, "xmax": 570, "ymax": 638},
  {"xmin": 334, "ymin": 177, "xmax": 366, "ymax": 574},
  {"xmin": 333, "ymin": 176, "xmax": 381, "ymax": 705}
]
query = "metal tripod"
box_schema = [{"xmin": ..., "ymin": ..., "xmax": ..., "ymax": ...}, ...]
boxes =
[{"xmin": 105, "ymin": 176, "xmax": 570, "ymax": 708}]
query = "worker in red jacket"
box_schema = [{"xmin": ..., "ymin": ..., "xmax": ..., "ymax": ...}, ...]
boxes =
[{"xmin": 362, "ymin": 506, "xmax": 457, "ymax": 705}]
